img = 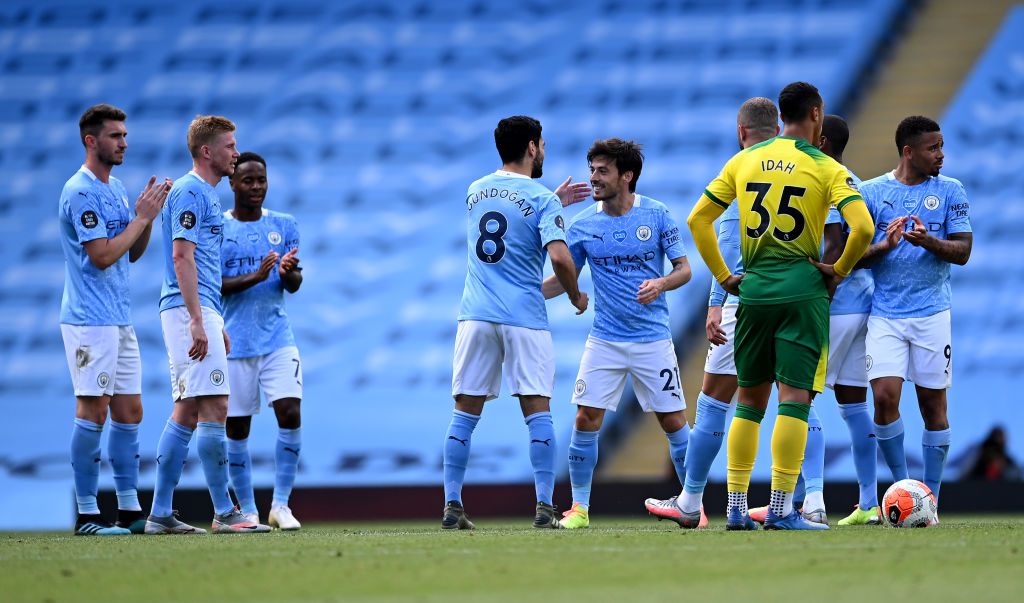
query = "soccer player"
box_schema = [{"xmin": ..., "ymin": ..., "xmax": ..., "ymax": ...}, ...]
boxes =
[
  {"xmin": 145, "ymin": 115, "xmax": 270, "ymax": 534},
  {"xmin": 59, "ymin": 104, "xmax": 171, "ymax": 535},
  {"xmin": 222, "ymin": 152, "xmax": 304, "ymax": 530},
  {"xmin": 539, "ymin": 138, "xmax": 692, "ymax": 529},
  {"xmin": 442, "ymin": 115, "xmax": 589, "ymax": 530},
  {"xmin": 686, "ymin": 82, "xmax": 873, "ymax": 530},
  {"xmin": 856, "ymin": 115, "xmax": 971, "ymax": 514},
  {"xmin": 643, "ymin": 97, "xmax": 779, "ymax": 529}
]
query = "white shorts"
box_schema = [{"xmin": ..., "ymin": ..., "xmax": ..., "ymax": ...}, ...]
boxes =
[
  {"xmin": 452, "ymin": 320, "xmax": 554, "ymax": 400},
  {"xmin": 825, "ymin": 312, "xmax": 869, "ymax": 388},
  {"xmin": 704, "ymin": 303, "xmax": 737, "ymax": 375},
  {"xmin": 60, "ymin": 324, "xmax": 141, "ymax": 397},
  {"xmin": 227, "ymin": 346, "xmax": 303, "ymax": 417},
  {"xmin": 572, "ymin": 336, "xmax": 686, "ymax": 413},
  {"xmin": 160, "ymin": 305, "xmax": 230, "ymax": 401},
  {"xmin": 866, "ymin": 310, "xmax": 951, "ymax": 389}
]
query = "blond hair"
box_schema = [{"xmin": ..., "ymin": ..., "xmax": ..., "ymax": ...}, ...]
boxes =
[{"xmin": 187, "ymin": 115, "xmax": 236, "ymax": 158}]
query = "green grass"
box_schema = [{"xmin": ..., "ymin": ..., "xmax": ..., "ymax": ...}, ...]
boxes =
[{"xmin": 2, "ymin": 515, "xmax": 1022, "ymax": 602}]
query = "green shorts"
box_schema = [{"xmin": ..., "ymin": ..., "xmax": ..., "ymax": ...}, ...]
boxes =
[{"xmin": 734, "ymin": 298, "xmax": 829, "ymax": 393}]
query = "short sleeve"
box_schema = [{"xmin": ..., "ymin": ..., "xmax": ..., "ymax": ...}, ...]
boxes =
[
  {"xmin": 168, "ymin": 186, "xmax": 202, "ymax": 243},
  {"xmin": 703, "ymin": 154, "xmax": 739, "ymax": 210},
  {"xmin": 946, "ymin": 181, "xmax": 972, "ymax": 234},
  {"xmin": 660, "ymin": 208, "xmax": 686, "ymax": 260},
  {"xmin": 536, "ymin": 192, "xmax": 566, "ymax": 248},
  {"xmin": 67, "ymin": 186, "xmax": 108, "ymax": 244},
  {"xmin": 566, "ymin": 222, "xmax": 587, "ymax": 268}
]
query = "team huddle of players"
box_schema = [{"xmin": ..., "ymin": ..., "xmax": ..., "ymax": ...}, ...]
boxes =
[
  {"xmin": 59, "ymin": 105, "xmax": 304, "ymax": 535},
  {"xmin": 443, "ymin": 81, "xmax": 971, "ymax": 531}
]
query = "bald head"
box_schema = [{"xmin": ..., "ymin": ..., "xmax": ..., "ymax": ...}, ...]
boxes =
[{"xmin": 737, "ymin": 97, "xmax": 779, "ymax": 149}]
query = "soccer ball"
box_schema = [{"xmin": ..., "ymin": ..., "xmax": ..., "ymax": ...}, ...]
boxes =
[{"xmin": 882, "ymin": 479, "xmax": 938, "ymax": 528}]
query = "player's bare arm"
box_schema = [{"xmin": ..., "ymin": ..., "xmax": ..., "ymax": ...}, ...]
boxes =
[
  {"xmin": 547, "ymin": 240, "xmax": 588, "ymax": 314},
  {"xmin": 279, "ymin": 248, "xmax": 303, "ymax": 293},
  {"xmin": 903, "ymin": 216, "xmax": 972, "ymax": 265},
  {"xmin": 541, "ymin": 265, "xmax": 583, "ymax": 300},
  {"xmin": 221, "ymin": 250, "xmax": 280, "ymax": 295},
  {"xmin": 128, "ymin": 176, "xmax": 173, "ymax": 262},
  {"xmin": 856, "ymin": 216, "xmax": 906, "ymax": 268},
  {"xmin": 83, "ymin": 176, "xmax": 171, "ymax": 269},
  {"xmin": 636, "ymin": 256, "xmax": 691, "ymax": 305},
  {"xmin": 706, "ymin": 304, "xmax": 727, "ymax": 345},
  {"xmin": 808, "ymin": 256, "xmax": 845, "ymax": 300},
  {"xmin": 821, "ymin": 222, "xmax": 844, "ymax": 264},
  {"xmin": 553, "ymin": 176, "xmax": 592, "ymax": 207},
  {"xmin": 171, "ymin": 238, "xmax": 208, "ymax": 361}
]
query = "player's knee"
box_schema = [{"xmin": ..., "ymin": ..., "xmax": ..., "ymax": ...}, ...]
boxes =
[
  {"xmin": 656, "ymin": 411, "xmax": 686, "ymax": 433},
  {"xmin": 574, "ymin": 407, "xmax": 603, "ymax": 431},
  {"xmin": 273, "ymin": 399, "xmax": 301, "ymax": 429},
  {"xmin": 225, "ymin": 416, "xmax": 251, "ymax": 439}
]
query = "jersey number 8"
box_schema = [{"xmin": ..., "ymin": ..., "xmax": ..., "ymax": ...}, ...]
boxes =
[{"xmin": 475, "ymin": 211, "xmax": 508, "ymax": 264}]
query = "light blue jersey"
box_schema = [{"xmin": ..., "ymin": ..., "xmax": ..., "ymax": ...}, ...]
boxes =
[
  {"xmin": 458, "ymin": 170, "xmax": 566, "ymax": 330},
  {"xmin": 861, "ymin": 172, "xmax": 971, "ymax": 319},
  {"xmin": 825, "ymin": 168, "xmax": 873, "ymax": 315},
  {"xmin": 567, "ymin": 195, "xmax": 686, "ymax": 342},
  {"xmin": 159, "ymin": 171, "xmax": 225, "ymax": 313},
  {"xmin": 58, "ymin": 167, "xmax": 134, "ymax": 325},
  {"xmin": 221, "ymin": 209, "xmax": 300, "ymax": 358},
  {"xmin": 708, "ymin": 202, "xmax": 744, "ymax": 307}
]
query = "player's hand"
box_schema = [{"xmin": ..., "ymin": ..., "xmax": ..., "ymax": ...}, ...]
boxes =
[
  {"xmin": 570, "ymin": 291, "xmax": 589, "ymax": 315},
  {"xmin": 279, "ymin": 248, "xmax": 299, "ymax": 275},
  {"xmin": 720, "ymin": 274, "xmax": 743, "ymax": 296},
  {"xmin": 135, "ymin": 175, "xmax": 171, "ymax": 222},
  {"xmin": 903, "ymin": 215, "xmax": 930, "ymax": 247},
  {"xmin": 808, "ymin": 257, "xmax": 844, "ymax": 301},
  {"xmin": 636, "ymin": 277, "xmax": 666, "ymax": 305},
  {"xmin": 706, "ymin": 305, "xmax": 727, "ymax": 345},
  {"xmin": 188, "ymin": 317, "xmax": 208, "ymax": 361},
  {"xmin": 554, "ymin": 177, "xmax": 592, "ymax": 207},
  {"xmin": 256, "ymin": 250, "xmax": 279, "ymax": 282},
  {"xmin": 222, "ymin": 328, "xmax": 231, "ymax": 355},
  {"xmin": 883, "ymin": 216, "xmax": 907, "ymax": 250}
]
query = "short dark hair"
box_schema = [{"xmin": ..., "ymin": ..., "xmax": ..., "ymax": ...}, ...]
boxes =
[
  {"xmin": 234, "ymin": 151, "xmax": 266, "ymax": 173},
  {"xmin": 895, "ymin": 115, "xmax": 940, "ymax": 156},
  {"xmin": 494, "ymin": 115, "xmax": 542, "ymax": 164},
  {"xmin": 738, "ymin": 97, "xmax": 779, "ymax": 138},
  {"xmin": 79, "ymin": 103, "xmax": 126, "ymax": 147},
  {"xmin": 821, "ymin": 114, "xmax": 850, "ymax": 156},
  {"xmin": 777, "ymin": 81, "xmax": 822, "ymax": 124},
  {"xmin": 587, "ymin": 138, "xmax": 644, "ymax": 192}
]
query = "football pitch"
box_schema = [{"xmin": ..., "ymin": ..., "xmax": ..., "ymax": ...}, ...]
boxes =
[{"xmin": 3, "ymin": 515, "xmax": 1022, "ymax": 602}]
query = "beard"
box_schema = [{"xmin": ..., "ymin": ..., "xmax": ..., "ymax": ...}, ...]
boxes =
[
  {"xmin": 99, "ymin": 150, "xmax": 123, "ymax": 166},
  {"xmin": 531, "ymin": 153, "xmax": 543, "ymax": 178}
]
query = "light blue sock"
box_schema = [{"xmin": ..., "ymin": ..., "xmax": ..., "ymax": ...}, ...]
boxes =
[
  {"xmin": 525, "ymin": 412, "xmax": 557, "ymax": 505},
  {"xmin": 802, "ymin": 405, "xmax": 825, "ymax": 498},
  {"xmin": 875, "ymin": 418, "xmax": 909, "ymax": 481},
  {"xmin": 151, "ymin": 419, "xmax": 193, "ymax": 518},
  {"xmin": 683, "ymin": 393, "xmax": 731, "ymax": 495},
  {"xmin": 568, "ymin": 429, "xmax": 599, "ymax": 508},
  {"xmin": 794, "ymin": 473, "xmax": 806, "ymax": 505},
  {"xmin": 443, "ymin": 410, "xmax": 480, "ymax": 504},
  {"xmin": 71, "ymin": 418, "xmax": 103, "ymax": 515},
  {"xmin": 107, "ymin": 420, "xmax": 141, "ymax": 511},
  {"xmin": 665, "ymin": 423, "xmax": 690, "ymax": 487},
  {"xmin": 274, "ymin": 427, "xmax": 301, "ymax": 506},
  {"xmin": 227, "ymin": 437, "xmax": 257, "ymax": 515},
  {"xmin": 196, "ymin": 422, "xmax": 234, "ymax": 515},
  {"xmin": 922, "ymin": 428, "xmax": 951, "ymax": 503},
  {"xmin": 838, "ymin": 402, "xmax": 878, "ymax": 508}
]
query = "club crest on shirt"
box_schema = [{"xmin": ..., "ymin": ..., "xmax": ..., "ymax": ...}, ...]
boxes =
[
  {"xmin": 180, "ymin": 211, "xmax": 196, "ymax": 229},
  {"xmin": 96, "ymin": 372, "xmax": 110, "ymax": 389},
  {"xmin": 923, "ymin": 195, "xmax": 940, "ymax": 211},
  {"xmin": 210, "ymin": 369, "xmax": 225, "ymax": 386},
  {"xmin": 865, "ymin": 355, "xmax": 873, "ymax": 371},
  {"xmin": 268, "ymin": 231, "xmax": 282, "ymax": 245},
  {"xmin": 81, "ymin": 211, "xmax": 98, "ymax": 229},
  {"xmin": 636, "ymin": 225, "xmax": 652, "ymax": 241},
  {"xmin": 612, "ymin": 230, "xmax": 627, "ymax": 243},
  {"xmin": 574, "ymin": 379, "xmax": 586, "ymax": 396},
  {"xmin": 247, "ymin": 232, "xmax": 260, "ymax": 243}
]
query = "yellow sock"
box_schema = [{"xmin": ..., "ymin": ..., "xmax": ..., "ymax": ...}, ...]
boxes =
[
  {"xmin": 727, "ymin": 404, "xmax": 765, "ymax": 494},
  {"xmin": 771, "ymin": 402, "xmax": 811, "ymax": 493}
]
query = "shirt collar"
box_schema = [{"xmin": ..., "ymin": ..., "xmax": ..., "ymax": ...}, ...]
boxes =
[{"xmin": 494, "ymin": 169, "xmax": 531, "ymax": 180}]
